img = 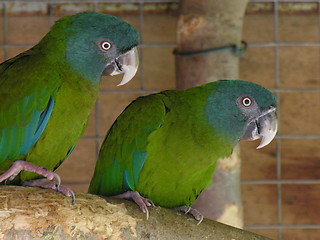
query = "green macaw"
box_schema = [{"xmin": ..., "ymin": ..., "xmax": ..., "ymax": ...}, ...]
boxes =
[
  {"xmin": 89, "ymin": 80, "xmax": 278, "ymax": 221},
  {"xmin": 0, "ymin": 12, "xmax": 139, "ymax": 198}
]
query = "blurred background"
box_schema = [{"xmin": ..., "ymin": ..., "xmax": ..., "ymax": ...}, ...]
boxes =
[{"xmin": 0, "ymin": 0, "xmax": 319, "ymax": 239}]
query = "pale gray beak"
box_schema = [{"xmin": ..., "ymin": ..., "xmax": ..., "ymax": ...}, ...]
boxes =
[
  {"xmin": 241, "ymin": 107, "xmax": 278, "ymax": 149},
  {"xmin": 103, "ymin": 47, "xmax": 139, "ymax": 86}
]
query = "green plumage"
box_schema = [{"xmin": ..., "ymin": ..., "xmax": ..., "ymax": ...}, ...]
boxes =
[
  {"xmin": 89, "ymin": 80, "xmax": 277, "ymax": 207},
  {"xmin": 0, "ymin": 12, "xmax": 139, "ymax": 183}
]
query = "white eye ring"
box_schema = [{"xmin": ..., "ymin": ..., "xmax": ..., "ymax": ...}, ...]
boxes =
[
  {"xmin": 101, "ymin": 41, "xmax": 112, "ymax": 51},
  {"xmin": 242, "ymin": 97, "xmax": 252, "ymax": 107}
]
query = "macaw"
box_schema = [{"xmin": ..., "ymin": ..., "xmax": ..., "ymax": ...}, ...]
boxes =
[
  {"xmin": 89, "ymin": 80, "xmax": 277, "ymax": 221},
  {"xmin": 0, "ymin": 12, "xmax": 139, "ymax": 200}
]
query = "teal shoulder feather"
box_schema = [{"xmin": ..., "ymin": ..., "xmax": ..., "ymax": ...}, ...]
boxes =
[{"xmin": 89, "ymin": 94, "xmax": 166, "ymax": 195}]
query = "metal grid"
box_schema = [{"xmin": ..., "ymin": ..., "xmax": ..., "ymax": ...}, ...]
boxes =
[
  {"xmin": 244, "ymin": 1, "xmax": 320, "ymax": 240},
  {"xmin": 0, "ymin": 1, "xmax": 319, "ymax": 239}
]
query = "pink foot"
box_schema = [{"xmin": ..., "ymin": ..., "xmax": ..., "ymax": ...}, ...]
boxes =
[
  {"xmin": 175, "ymin": 206, "xmax": 204, "ymax": 225},
  {"xmin": 22, "ymin": 178, "xmax": 75, "ymax": 204},
  {"xmin": 0, "ymin": 160, "xmax": 60, "ymax": 186},
  {"xmin": 114, "ymin": 191, "xmax": 154, "ymax": 219}
]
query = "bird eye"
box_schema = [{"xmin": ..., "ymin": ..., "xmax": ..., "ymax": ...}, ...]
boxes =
[
  {"xmin": 242, "ymin": 97, "xmax": 252, "ymax": 107},
  {"xmin": 101, "ymin": 41, "xmax": 112, "ymax": 51}
]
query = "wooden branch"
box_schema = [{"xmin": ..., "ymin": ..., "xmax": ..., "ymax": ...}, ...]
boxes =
[{"xmin": 0, "ymin": 186, "xmax": 270, "ymax": 239}]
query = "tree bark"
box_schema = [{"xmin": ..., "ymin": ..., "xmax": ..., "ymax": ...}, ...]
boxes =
[
  {"xmin": 175, "ymin": 0, "xmax": 248, "ymax": 228},
  {"xmin": 0, "ymin": 186, "xmax": 270, "ymax": 239}
]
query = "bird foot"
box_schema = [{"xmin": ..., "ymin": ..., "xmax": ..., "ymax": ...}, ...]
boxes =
[
  {"xmin": 22, "ymin": 178, "xmax": 75, "ymax": 204},
  {"xmin": 114, "ymin": 191, "xmax": 155, "ymax": 219},
  {"xmin": 0, "ymin": 160, "xmax": 61, "ymax": 186},
  {"xmin": 0, "ymin": 160, "xmax": 74, "ymax": 203},
  {"xmin": 175, "ymin": 206, "xmax": 204, "ymax": 225}
]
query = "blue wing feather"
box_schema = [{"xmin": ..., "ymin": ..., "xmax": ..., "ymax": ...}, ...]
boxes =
[
  {"xmin": 20, "ymin": 111, "xmax": 41, "ymax": 155},
  {"xmin": 32, "ymin": 98, "xmax": 54, "ymax": 146},
  {"xmin": 122, "ymin": 150, "xmax": 147, "ymax": 192},
  {"xmin": 123, "ymin": 170, "xmax": 134, "ymax": 190},
  {"xmin": 0, "ymin": 98, "xmax": 54, "ymax": 160},
  {"xmin": 132, "ymin": 150, "xmax": 146, "ymax": 187},
  {"xmin": 65, "ymin": 145, "xmax": 75, "ymax": 159}
]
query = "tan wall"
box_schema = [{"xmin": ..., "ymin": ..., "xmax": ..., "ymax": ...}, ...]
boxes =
[
  {"xmin": 0, "ymin": 1, "xmax": 319, "ymax": 240},
  {"xmin": 240, "ymin": 2, "xmax": 320, "ymax": 239}
]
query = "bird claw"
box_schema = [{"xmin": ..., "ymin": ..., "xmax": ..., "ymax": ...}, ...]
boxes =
[
  {"xmin": 114, "ymin": 191, "xmax": 154, "ymax": 219},
  {"xmin": 0, "ymin": 160, "xmax": 61, "ymax": 188},
  {"xmin": 0, "ymin": 161, "xmax": 74, "ymax": 204},
  {"xmin": 22, "ymin": 178, "xmax": 75, "ymax": 204},
  {"xmin": 70, "ymin": 191, "xmax": 76, "ymax": 205},
  {"xmin": 175, "ymin": 206, "xmax": 204, "ymax": 225}
]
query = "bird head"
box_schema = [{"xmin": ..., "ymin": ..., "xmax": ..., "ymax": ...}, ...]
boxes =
[
  {"xmin": 44, "ymin": 12, "xmax": 139, "ymax": 85},
  {"xmin": 205, "ymin": 80, "xmax": 278, "ymax": 149}
]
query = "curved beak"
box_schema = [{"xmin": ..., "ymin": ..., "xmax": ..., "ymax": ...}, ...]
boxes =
[
  {"xmin": 241, "ymin": 107, "xmax": 278, "ymax": 149},
  {"xmin": 103, "ymin": 47, "xmax": 139, "ymax": 86}
]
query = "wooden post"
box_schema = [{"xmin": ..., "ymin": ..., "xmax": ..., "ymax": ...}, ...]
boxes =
[
  {"xmin": 0, "ymin": 186, "xmax": 270, "ymax": 239},
  {"xmin": 175, "ymin": 0, "xmax": 248, "ymax": 228}
]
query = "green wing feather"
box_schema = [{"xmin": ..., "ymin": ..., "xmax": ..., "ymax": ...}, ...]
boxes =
[
  {"xmin": 89, "ymin": 94, "xmax": 166, "ymax": 196},
  {"xmin": 0, "ymin": 48, "xmax": 60, "ymax": 166}
]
